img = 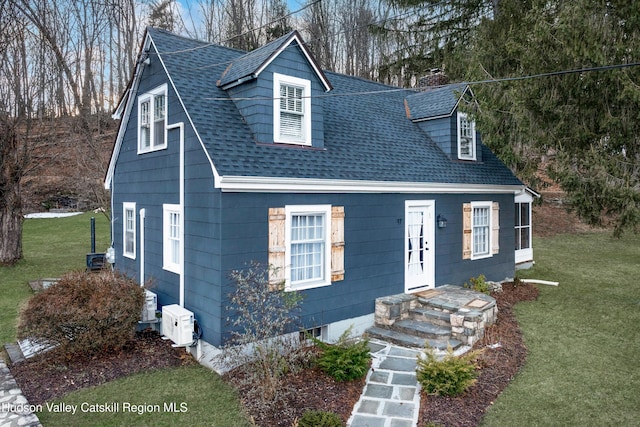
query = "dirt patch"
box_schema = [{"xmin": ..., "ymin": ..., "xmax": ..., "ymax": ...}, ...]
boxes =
[{"xmin": 533, "ymin": 192, "xmax": 604, "ymax": 237}]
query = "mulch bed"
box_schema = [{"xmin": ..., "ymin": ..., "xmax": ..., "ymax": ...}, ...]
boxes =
[
  {"xmin": 418, "ymin": 282, "xmax": 539, "ymax": 427},
  {"xmin": 10, "ymin": 329, "xmax": 195, "ymax": 406},
  {"xmin": 9, "ymin": 283, "xmax": 538, "ymax": 426},
  {"xmin": 222, "ymin": 350, "xmax": 366, "ymax": 426}
]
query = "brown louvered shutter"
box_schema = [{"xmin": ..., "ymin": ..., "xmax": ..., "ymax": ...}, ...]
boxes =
[
  {"xmin": 462, "ymin": 203, "xmax": 472, "ymax": 259},
  {"xmin": 331, "ymin": 206, "xmax": 345, "ymax": 282},
  {"xmin": 268, "ymin": 207, "xmax": 286, "ymax": 290},
  {"xmin": 491, "ymin": 202, "xmax": 500, "ymax": 254}
]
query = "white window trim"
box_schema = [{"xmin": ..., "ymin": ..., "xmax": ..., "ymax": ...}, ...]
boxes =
[
  {"xmin": 138, "ymin": 84, "xmax": 168, "ymax": 153},
  {"xmin": 515, "ymin": 201, "xmax": 533, "ymax": 263},
  {"xmin": 273, "ymin": 73, "xmax": 312, "ymax": 146},
  {"xmin": 457, "ymin": 111, "xmax": 476, "ymax": 160},
  {"xmin": 163, "ymin": 203, "xmax": 181, "ymax": 274},
  {"xmin": 123, "ymin": 202, "xmax": 136, "ymax": 259},
  {"xmin": 284, "ymin": 204, "xmax": 332, "ymax": 291},
  {"xmin": 471, "ymin": 201, "xmax": 492, "ymax": 260}
]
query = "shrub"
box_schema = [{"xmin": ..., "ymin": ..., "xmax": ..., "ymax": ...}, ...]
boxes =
[
  {"xmin": 18, "ymin": 270, "xmax": 145, "ymax": 357},
  {"xmin": 416, "ymin": 346, "xmax": 483, "ymax": 397},
  {"xmin": 314, "ymin": 327, "xmax": 371, "ymax": 382},
  {"xmin": 464, "ymin": 274, "xmax": 490, "ymax": 295},
  {"xmin": 297, "ymin": 410, "xmax": 345, "ymax": 427},
  {"xmin": 224, "ymin": 262, "xmax": 305, "ymax": 402}
]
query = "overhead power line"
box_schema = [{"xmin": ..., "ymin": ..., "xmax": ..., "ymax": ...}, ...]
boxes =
[{"xmin": 203, "ymin": 62, "xmax": 640, "ymax": 102}]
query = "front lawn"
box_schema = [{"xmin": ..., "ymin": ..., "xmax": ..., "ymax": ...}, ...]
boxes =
[
  {"xmin": 0, "ymin": 212, "xmax": 110, "ymax": 344},
  {"xmin": 483, "ymin": 232, "xmax": 640, "ymax": 426},
  {"xmin": 37, "ymin": 365, "xmax": 251, "ymax": 427},
  {"xmin": 1, "ymin": 213, "xmax": 252, "ymax": 426},
  {"xmin": 4, "ymin": 214, "xmax": 639, "ymax": 426}
]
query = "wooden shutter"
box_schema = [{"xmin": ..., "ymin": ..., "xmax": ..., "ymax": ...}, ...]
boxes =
[
  {"xmin": 491, "ymin": 202, "xmax": 500, "ymax": 254},
  {"xmin": 331, "ymin": 206, "xmax": 345, "ymax": 282},
  {"xmin": 462, "ymin": 203, "xmax": 472, "ymax": 259},
  {"xmin": 268, "ymin": 207, "xmax": 286, "ymax": 289}
]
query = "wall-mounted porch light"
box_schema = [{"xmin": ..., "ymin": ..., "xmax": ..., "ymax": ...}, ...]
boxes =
[{"xmin": 437, "ymin": 214, "xmax": 448, "ymax": 229}]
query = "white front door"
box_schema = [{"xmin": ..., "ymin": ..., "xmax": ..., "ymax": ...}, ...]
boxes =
[{"xmin": 405, "ymin": 200, "xmax": 435, "ymax": 293}]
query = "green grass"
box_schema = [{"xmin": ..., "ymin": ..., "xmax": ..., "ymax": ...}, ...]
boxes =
[
  {"xmin": 5, "ymin": 215, "xmax": 640, "ymax": 426},
  {"xmin": 1, "ymin": 213, "xmax": 252, "ymax": 426},
  {"xmin": 37, "ymin": 365, "xmax": 251, "ymax": 427},
  {"xmin": 483, "ymin": 232, "xmax": 640, "ymax": 426},
  {"xmin": 0, "ymin": 213, "xmax": 111, "ymax": 344}
]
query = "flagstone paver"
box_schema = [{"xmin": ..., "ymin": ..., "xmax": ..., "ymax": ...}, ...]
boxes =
[
  {"xmin": 347, "ymin": 341, "xmax": 421, "ymax": 427},
  {"xmin": 0, "ymin": 360, "xmax": 41, "ymax": 427}
]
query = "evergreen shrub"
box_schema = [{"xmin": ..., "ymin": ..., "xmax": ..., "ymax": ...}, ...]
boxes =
[
  {"xmin": 416, "ymin": 346, "xmax": 483, "ymax": 397},
  {"xmin": 297, "ymin": 410, "xmax": 344, "ymax": 427},
  {"xmin": 314, "ymin": 327, "xmax": 370, "ymax": 382}
]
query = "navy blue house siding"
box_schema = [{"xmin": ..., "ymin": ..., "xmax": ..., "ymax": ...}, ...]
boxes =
[
  {"xmin": 214, "ymin": 192, "xmax": 515, "ymax": 345},
  {"xmin": 107, "ymin": 28, "xmax": 524, "ymax": 348}
]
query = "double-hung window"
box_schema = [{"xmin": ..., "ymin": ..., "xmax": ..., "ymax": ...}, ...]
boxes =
[
  {"xmin": 285, "ymin": 205, "xmax": 331, "ymax": 290},
  {"xmin": 138, "ymin": 84, "xmax": 167, "ymax": 153},
  {"xmin": 463, "ymin": 201, "xmax": 499, "ymax": 260},
  {"xmin": 515, "ymin": 202, "xmax": 531, "ymax": 252},
  {"xmin": 123, "ymin": 202, "xmax": 136, "ymax": 259},
  {"xmin": 274, "ymin": 73, "xmax": 311, "ymax": 146},
  {"xmin": 457, "ymin": 112, "xmax": 476, "ymax": 160},
  {"xmin": 163, "ymin": 204, "xmax": 181, "ymax": 273},
  {"xmin": 471, "ymin": 201, "xmax": 491, "ymax": 259}
]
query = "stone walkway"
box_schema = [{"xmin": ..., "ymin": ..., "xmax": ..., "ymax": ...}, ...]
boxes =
[
  {"xmin": 0, "ymin": 360, "xmax": 41, "ymax": 427},
  {"xmin": 347, "ymin": 340, "xmax": 422, "ymax": 427}
]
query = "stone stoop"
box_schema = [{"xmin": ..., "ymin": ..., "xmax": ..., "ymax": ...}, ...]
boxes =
[{"xmin": 366, "ymin": 285, "xmax": 498, "ymax": 351}]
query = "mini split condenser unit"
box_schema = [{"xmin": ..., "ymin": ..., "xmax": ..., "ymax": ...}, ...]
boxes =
[{"xmin": 161, "ymin": 304, "xmax": 194, "ymax": 347}]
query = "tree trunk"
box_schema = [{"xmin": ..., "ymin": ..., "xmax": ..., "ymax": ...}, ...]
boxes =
[
  {"xmin": 0, "ymin": 202, "xmax": 23, "ymax": 265},
  {"xmin": 0, "ymin": 117, "xmax": 25, "ymax": 265}
]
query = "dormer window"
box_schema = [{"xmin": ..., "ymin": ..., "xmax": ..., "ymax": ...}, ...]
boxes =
[
  {"xmin": 457, "ymin": 111, "xmax": 476, "ymax": 160},
  {"xmin": 274, "ymin": 73, "xmax": 311, "ymax": 146}
]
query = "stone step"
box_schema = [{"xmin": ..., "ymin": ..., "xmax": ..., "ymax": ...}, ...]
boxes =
[
  {"xmin": 365, "ymin": 326, "xmax": 462, "ymax": 351},
  {"xmin": 410, "ymin": 307, "xmax": 451, "ymax": 327},
  {"xmin": 418, "ymin": 296, "xmax": 459, "ymax": 313},
  {"xmin": 394, "ymin": 319, "xmax": 451, "ymax": 340}
]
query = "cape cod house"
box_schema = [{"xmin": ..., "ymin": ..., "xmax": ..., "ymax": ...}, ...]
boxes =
[{"xmin": 105, "ymin": 28, "xmax": 534, "ymax": 356}]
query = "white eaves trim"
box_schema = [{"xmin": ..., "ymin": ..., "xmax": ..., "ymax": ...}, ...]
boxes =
[
  {"xmin": 104, "ymin": 31, "xmax": 221, "ymax": 190},
  {"xmin": 254, "ymin": 31, "xmax": 332, "ymax": 93},
  {"xmin": 217, "ymin": 175, "xmax": 524, "ymax": 194}
]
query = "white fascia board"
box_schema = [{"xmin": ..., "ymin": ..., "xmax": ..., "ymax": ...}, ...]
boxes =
[
  {"xmin": 151, "ymin": 37, "xmax": 221, "ymax": 186},
  {"xmin": 254, "ymin": 32, "xmax": 332, "ymax": 92},
  {"xmin": 105, "ymin": 32, "xmax": 221, "ymax": 190},
  {"xmin": 105, "ymin": 36, "xmax": 153, "ymax": 190},
  {"xmin": 218, "ymin": 175, "xmax": 524, "ymax": 194}
]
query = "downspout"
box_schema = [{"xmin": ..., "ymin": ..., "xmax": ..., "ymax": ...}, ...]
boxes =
[
  {"xmin": 167, "ymin": 122, "xmax": 185, "ymax": 307},
  {"xmin": 139, "ymin": 208, "xmax": 146, "ymax": 286}
]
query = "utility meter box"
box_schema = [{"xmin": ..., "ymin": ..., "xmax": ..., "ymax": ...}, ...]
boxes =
[
  {"xmin": 141, "ymin": 290, "xmax": 157, "ymax": 322},
  {"xmin": 161, "ymin": 304, "xmax": 194, "ymax": 346}
]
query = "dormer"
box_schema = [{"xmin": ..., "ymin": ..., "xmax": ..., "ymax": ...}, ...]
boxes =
[
  {"xmin": 405, "ymin": 84, "xmax": 482, "ymax": 162},
  {"xmin": 217, "ymin": 31, "xmax": 332, "ymax": 149}
]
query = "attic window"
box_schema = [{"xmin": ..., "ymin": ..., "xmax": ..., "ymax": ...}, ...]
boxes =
[
  {"xmin": 138, "ymin": 84, "xmax": 167, "ymax": 153},
  {"xmin": 273, "ymin": 73, "xmax": 311, "ymax": 146},
  {"xmin": 457, "ymin": 112, "xmax": 476, "ymax": 160}
]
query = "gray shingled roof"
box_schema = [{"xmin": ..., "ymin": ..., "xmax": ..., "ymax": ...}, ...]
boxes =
[
  {"xmin": 218, "ymin": 31, "xmax": 295, "ymax": 87},
  {"xmin": 148, "ymin": 28, "xmax": 522, "ymax": 187},
  {"xmin": 405, "ymin": 83, "xmax": 468, "ymax": 121}
]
